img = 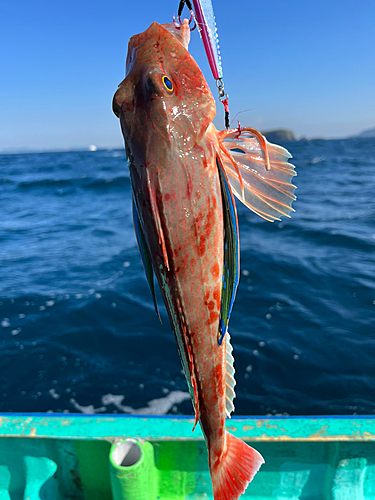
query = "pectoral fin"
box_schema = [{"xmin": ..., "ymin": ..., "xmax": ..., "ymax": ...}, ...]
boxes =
[
  {"xmin": 216, "ymin": 157, "xmax": 240, "ymax": 346},
  {"xmin": 132, "ymin": 196, "xmax": 161, "ymax": 322},
  {"xmin": 217, "ymin": 127, "xmax": 297, "ymax": 222}
]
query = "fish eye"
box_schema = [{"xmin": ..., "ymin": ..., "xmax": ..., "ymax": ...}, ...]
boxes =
[{"xmin": 162, "ymin": 75, "xmax": 174, "ymax": 93}]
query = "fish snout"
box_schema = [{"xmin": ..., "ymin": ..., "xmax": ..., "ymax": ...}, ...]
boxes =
[
  {"xmin": 112, "ymin": 80, "xmax": 132, "ymax": 118},
  {"xmin": 112, "ymin": 92, "xmax": 121, "ymax": 118}
]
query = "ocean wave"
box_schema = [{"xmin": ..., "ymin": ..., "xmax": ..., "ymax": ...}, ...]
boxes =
[
  {"xmin": 85, "ymin": 176, "xmax": 130, "ymax": 189},
  {"xmin": 19, "ymin": 179, "xmax": 74, "ymax": 189},
  {"xmin": 1, "ymin": 141, "xmax": 375, "ymax": 416},
  {"xmin": 15, "ymin": 176, "xmax": 131, "ymax": 191}
]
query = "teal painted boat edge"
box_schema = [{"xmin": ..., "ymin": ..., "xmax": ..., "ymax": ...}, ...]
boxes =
[{"xmin": 0, "ymin": 414, "xmax": 375, "ymax": 441}]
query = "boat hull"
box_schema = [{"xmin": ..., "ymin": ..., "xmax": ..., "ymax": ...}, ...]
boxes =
[{"xmin": 1, "ymin": 414, "xmax": 375, "ymax": 499}]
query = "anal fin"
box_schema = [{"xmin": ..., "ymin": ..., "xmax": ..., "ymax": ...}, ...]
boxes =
[{"xmin": 225, "ymin": 332, "xmax": 236, "ymax": 418}]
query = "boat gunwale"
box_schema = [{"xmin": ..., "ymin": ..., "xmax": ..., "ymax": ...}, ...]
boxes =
[{"xmin": 0, "ymin": 414, "xmax": 375, "ymax": 442}]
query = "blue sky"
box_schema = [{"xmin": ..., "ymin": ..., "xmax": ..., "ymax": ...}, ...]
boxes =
[{"xmin": 1, "ymin": 0, "xmax": 374, "ymax": 150}]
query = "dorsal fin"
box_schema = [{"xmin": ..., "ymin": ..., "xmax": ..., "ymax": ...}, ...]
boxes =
[{"xmin": 225, "ymin": 332, "xmax": 236, "ymax": 418}]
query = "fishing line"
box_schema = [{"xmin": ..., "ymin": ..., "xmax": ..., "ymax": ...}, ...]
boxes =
[{"xmin": 230, "ymin": 109, "xmax": 254, "ymax": 128}]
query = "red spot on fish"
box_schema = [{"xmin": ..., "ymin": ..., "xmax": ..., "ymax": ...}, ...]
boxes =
[
  {"xmin": 215, "ymin": 364, "xmax": 222, "ymax": 381},
  {"xmin": 213, "ymin": 287, "xmax": 221, "ymax": 309},
  {"xmin": 207, "ymin": 300, "xmax": 215, "ymax": 311},
  {"xmin": 211, "ymin": 262, "xmax": 220, "ymax": 279},
  {"xmin": 187, "ymin": 176, "xmax": 193, "ymax": 199},
  {"xmin": 204, "ymin": 206, "xmax": 215, "ymax": 237},
  {"xmin": 198, "ymin": 235, "xmax": 206, "ymax": 256},
  {"xmin": 215, "ymin": 365, "xmax": 225, "ymax": 398},
  {"xmin": 212, "ymin": 196, "xmax": 217, "ymax": 209},
  {"xmin": 153, "ymin": 42, "xmax": 160, "ymax": 48},
  {"xmin": 218, "ymin": 428, "xmax": 224, "ymax": 437},
  {"xmin": 164, "ymin": 193, "xmax": 171, "ymax": 201},
  {"xmin": 176, "ymin": 266, "xmax": 181, "ymax": 273},
  {"xmin": 179, "ymin": 256, "xmax": 188, "ymax": 271},
  {"xmin": 197, "ymin": 191, "xmax": 201, "ymax": 199},
  {"xmin": 207, "ymin": 311, "xmax": 219, "ymax": 325},
  {"xmin": 194, "ymin": 212, "xmax": 204, "ymax": 232}
]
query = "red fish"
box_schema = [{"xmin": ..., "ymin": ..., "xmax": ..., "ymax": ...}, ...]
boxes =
[{"xmin": 113, "ymin": 21, "xmax": 296, "ymax": 500}]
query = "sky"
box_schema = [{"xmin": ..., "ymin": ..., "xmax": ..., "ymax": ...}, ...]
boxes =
[{"xmin": 1, "ymin": 0, "xmax": 374, "ymax": 151}]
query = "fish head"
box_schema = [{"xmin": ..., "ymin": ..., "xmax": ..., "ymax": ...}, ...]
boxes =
[{"xmin": 113, "ymin": 22, "xmax": 216, "ymax": 165}]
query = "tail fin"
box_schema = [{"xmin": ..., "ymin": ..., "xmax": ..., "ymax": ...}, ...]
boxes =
[{"xmin": 210, "ymin": 431, "xmax": 264, "ymax": 500}]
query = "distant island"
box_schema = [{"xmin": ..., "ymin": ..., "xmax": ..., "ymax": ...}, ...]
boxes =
[
  {"xmin": 358, "ymin": 127, "xmax": 375, "ymax": 138},
  {"xmin": 261, "ymin": 129, "xmax": 296, "ymax": 142}
]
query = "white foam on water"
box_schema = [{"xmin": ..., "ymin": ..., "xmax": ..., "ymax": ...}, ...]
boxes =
[
  {"xmin": 69, "ymin": 391, "xmax": 190, "ymax": 415},
  {"xmin": 111, "ymin": 391, "xmax": 190, "ymax": 415},
  {"xmin": 69, "ymin": 398, "xmax": 106, "ymax": 414},
  {"xmin": 49, "ymin": 389, "xmax": 60, "ymax": 400}
]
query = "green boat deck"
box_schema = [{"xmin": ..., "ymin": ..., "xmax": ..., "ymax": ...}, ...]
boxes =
[{"xmin": 0, "ymin": 414, "xmax": 375, "ymax": 499}]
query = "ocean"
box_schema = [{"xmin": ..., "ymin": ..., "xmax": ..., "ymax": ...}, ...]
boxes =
[{"xmin": 0, "ymin": 138, "xmax": 374, "ymax": 416}]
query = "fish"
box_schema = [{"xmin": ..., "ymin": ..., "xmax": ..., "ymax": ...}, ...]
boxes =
[{"xmin": 113, "ymin": 21, "xmax": 296, "ymax": 500}]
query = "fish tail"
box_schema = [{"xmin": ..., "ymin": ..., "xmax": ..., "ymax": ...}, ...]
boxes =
[{"xmin": 210, "ymin": 431, "xmax": 264, "ymax": 500}]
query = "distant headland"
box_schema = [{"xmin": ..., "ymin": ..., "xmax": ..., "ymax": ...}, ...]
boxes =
[
  {"xmin": 358, "ymin": 127, "xmax": 375, "ymax": 138},
  {"xmin": 261, "ymin": 129, "xmax": 297, "ymax": 142},
  {"xmin": 260, "ymin": 127, "xmax": 375, "ymax": 142}
]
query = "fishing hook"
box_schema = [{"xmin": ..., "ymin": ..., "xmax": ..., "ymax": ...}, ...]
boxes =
[{"xmin": 173, "ymin": 0, "xmax": 196, "ymax": 30}]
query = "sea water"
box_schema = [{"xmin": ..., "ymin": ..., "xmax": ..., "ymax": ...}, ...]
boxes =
[{"xmin": 0, "ymin": 139, "xmax": 374, "ymax": 415}]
